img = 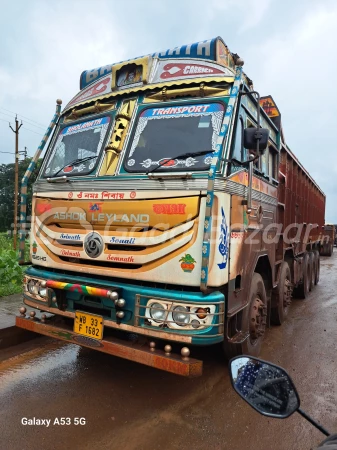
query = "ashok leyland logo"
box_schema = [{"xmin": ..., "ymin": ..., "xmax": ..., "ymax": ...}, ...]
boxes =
[{"xmin": 84, "ymin": 232, "xmax": 104, "ymax": 258}]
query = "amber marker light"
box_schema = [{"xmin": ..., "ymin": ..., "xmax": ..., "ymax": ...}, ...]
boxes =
[{"xmin": 196, "ymin": 308, "xmax": 207, "ymax": 319}]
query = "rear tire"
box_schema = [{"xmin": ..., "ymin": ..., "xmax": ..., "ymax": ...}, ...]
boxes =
[
  {"xmin": 271, "ymin": 262, "xmax": 292, "ymax": 325},
  {"xmin": 314, "ymin": 250, "xmax": 320, "ymax": 285},
  {"xmin": 223, "ymin": 273, "xmax": 267, "ymax": 358},
  {"xmin": 308, "ymin": 252, "xmax": 314, "ymax": 291},
  {"xmin": 293, "ymin": 252, "xmax": 310, "ymax": 299},
  {"xmin": 328, "ymin": 243, "xmax": 333, "ymax": 256}
]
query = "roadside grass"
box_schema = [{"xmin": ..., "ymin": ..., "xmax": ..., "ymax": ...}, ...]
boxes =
[{"xmin": 0, "ymin": 233, "xmax": 30, "ymax": 297}]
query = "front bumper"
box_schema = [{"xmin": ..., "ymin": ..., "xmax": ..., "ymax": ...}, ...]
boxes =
[
  {"xmin": 24, "ymin": 266, "xmax": 225, "ymax": 345},
  {"xmin": 16, "ymin": 315, "xmax": 202, "ymax": 377}
]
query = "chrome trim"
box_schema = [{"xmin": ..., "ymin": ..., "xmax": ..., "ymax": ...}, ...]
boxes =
[
  {"xmin": 33, "ymin": 178, "xmax": 278, "ymax": 206},
  {"xmin": 23, "ymin": 297, "xmax": 192, "ymax": 343},
  {"xmin": 135, "ymin": 293, "xmax": 225, "ymax": 335},
  {"xmin": 148, "ymin": 172, "xmax": 193, "ymax": 179}
]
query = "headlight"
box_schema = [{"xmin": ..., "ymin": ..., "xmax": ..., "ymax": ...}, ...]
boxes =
[
  {"xmin": 191, "ymin": 319, "xmax": 201, "ymax": 329},
  {"xmin": 150, "ymin": 303, "xmax": 166, "ymax": 322},
  {"xmin": 172, "ymin": 306, "xmax": 190, "ymax": 326},
  {"xmin": 28, "ymin": 280, "xmax": 37, "ymax": 294},
  {"xmin": 38, "ymin": 287, "xmax": 48, "ymax": 298}
]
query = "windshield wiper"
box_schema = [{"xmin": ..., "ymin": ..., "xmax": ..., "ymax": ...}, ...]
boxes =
[
  {"xmin": 145, "ymin": 150, "xmax": 214, "ymax": 175},
  {"xmin": 52, "ymin": 155, "xmax": 98, "ymax": 177}
]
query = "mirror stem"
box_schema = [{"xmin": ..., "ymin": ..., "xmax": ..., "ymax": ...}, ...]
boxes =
[
  {"xmin": 247, "ymin": 157, "xmax": 253, "ymax": 214},
  {"xmin": 239, "ymin": 89, "xmax": 261, "ymax": 215},
  {"xmin": 297, "ymin": 408, "xmax": 330, "ymax": 437}
]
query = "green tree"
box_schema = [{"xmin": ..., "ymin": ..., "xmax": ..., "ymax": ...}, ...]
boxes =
[{"xmin": 0, "ymin": 158, "xmax": 42, "ymax": 233}]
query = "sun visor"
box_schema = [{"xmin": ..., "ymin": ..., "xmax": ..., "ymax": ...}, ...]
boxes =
[{"xmin": 79, "ymin": 37, "xmax": 238, "ymax": 90}]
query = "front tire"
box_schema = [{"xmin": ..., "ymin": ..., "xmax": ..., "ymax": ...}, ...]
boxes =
[{"xmin": 223, "ymin": 273, "xmax": 267, "ymax": 358}]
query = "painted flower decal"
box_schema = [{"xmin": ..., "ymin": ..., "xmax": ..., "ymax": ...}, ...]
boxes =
[
  {"xmin": 204, "ymin": 219, "xmax": 209, "ymax": 230},
  {"xmin": 225, "ymin": 105, "xmax": 233, "ymax": 116},
  {"xmin": 76, "ymin": 164, "xmax": 86, "ymax": 172},
  {"xmin": 185, "ymin": 157, "xmax": 196, "ymax": 167},
  {"xmin": 204, "ymin": 156, "xmax": 212, "ymax": 165},
  {"xmin": 179, "ymin": 254, "xmax": 196, "ymax": 273},
  {"xmin": 201, "ymin": 269, "xmax": 206, "ymax": 280},
  {"xmin": 202, "ymin": 244, "xmax": 207, "ymax": 255},
  {"xmin": 206, "ymin": 194, "xmax": 211, "ymax": 204},
  {"xmin": 140, "ymin": 159, "xmax": 152, "ymax": 169},
  {"xmin": 221, "ymin": 124, "xmax": 228, "ymax": 134},
  {"xmin": 127, "ymin": 159, "xmax": 135, "ymax": 166}
]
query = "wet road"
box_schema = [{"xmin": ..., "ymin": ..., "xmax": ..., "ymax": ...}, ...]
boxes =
[{"xmin": 1, "ymin": 254, "xmax": 337, "ymax": 450}]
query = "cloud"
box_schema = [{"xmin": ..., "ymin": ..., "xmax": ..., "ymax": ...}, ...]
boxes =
[
  {"xmin": 246, "ymin": 3, "xmax": 337, "ymax": 220},
  {"xmin": 0, "ymin": 0, "xmax": 336, "ymax": 220}
]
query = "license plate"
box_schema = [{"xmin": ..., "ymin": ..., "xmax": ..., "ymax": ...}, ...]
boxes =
[{"xmin": 74, "ymin": 311, "xmax": 104, "ymax": 340}]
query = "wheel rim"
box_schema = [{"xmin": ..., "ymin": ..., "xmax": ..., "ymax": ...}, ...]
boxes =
[{"xmin": 249, "ymin": 297, "xmax": 267, "ymax": 342}]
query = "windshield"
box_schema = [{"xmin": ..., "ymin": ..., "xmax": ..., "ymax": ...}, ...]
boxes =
[
  {"xmin": 124, "ymin": 102, "xmax": 225, "ymax": 172},
  {"xmin": 43, "ymin": 116, "xmax": 111, "ymax": 177}
]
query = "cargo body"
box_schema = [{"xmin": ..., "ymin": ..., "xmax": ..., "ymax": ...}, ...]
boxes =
[{"xmin": 17, "ymin": 37, "xmax": 326, "ymax": 376}]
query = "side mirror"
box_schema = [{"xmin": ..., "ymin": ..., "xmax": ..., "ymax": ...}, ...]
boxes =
[
  {"xmin": 229, "ymin": 356, "xmax": 300, "ymax": 419},
  {"xmin": 244, "ymin": 127, "xmax": 269, "ymax": 153}
]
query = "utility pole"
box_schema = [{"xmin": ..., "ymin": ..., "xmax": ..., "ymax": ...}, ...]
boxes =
[
  {"xmin": 21, "ymin": 146, "xmax": 28, "ymax": 159},
  {"xmin": 9, "ymin": 116, "xmax": 23, "ymax": 250}
]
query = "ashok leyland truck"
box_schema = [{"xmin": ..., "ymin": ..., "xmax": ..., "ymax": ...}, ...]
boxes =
[{"xmin": 16, "ymin": 37, "xmax": 325, "ymax": 377}]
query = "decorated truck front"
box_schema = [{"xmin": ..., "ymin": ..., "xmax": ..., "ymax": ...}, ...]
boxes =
[{"xmin": 16, "ymin": 36, "xmax": 325, "ymax": 377}]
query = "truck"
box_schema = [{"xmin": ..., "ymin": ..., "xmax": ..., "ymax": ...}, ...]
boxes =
[
  {"xmin": 321, "ymin": 224, "xmax": 335, "ymax": 256},
  {"xmin": 16, "ymin": 37, "xmax": 326, "ymax": 377}
]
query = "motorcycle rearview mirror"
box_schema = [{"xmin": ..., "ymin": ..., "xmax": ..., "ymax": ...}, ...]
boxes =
[
  {"xmin": 229, "ymin": 356, "xmax": 299, "ymax": 418},
  {"xmin": 229, "ymin": 356, "xmax": 330, "ymax": 436}
]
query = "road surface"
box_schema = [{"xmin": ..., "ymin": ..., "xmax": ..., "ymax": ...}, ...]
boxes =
[{"xmin": 1, "ymin": 253, "xmax": 337, "ymax": 450}]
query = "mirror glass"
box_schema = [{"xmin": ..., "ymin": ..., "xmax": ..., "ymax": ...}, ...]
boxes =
[
  {"xmin": 230, "ymin": 357, "xmax": 300, "ymax": 418},
  {"xmin": 243, "ymin": 127, "xmax": 269, "ymax": 152}
]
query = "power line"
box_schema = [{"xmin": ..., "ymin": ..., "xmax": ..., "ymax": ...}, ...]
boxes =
[
  {"xmin": 0, "ymin": 107, "xmax": 47, "ymax": 129},
  {"xmin": 1, "ymin": 117, "xmax": 44, "ymax": 136},
  {"xmin": 22, "ymin": 126, "xmax": 43, "ymax": 136},
  {"xmin": 0, "ymin": 111, "xmax": 46, "ymax": 131}
]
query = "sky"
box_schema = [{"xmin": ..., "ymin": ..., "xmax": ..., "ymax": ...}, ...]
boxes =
[{"xmin": 1, "ymin": 0, "xmax": 337, "ymax": 220}]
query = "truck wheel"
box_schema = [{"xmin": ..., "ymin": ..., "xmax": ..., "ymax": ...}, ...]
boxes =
[
  {"xmin": 308, "ymin": 252, "xmax": 314, "ymax": 291},
  {"xmin": 328, "ymin": 243, "xmax": 333, "ymax": 256},
  {"xmin": 314, "ymin": 250, "xmax": 320, "ymax": 285},
  {"xmin": 293, "ymin": 252, "xmax": 310, "ymax": 299},
  {"xmin": 223, "ymin": 273, "xmax": 267, "ymax": 358},
  {"xmin": 271, "ymin": 262, "xmax": 292, "ymax": 325}
]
